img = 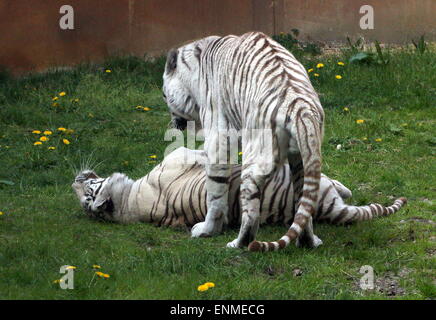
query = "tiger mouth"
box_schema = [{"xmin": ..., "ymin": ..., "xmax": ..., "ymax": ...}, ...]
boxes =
[{"xmin": 171, "ymin": 116, "xmax": 188, "ymax": 131}]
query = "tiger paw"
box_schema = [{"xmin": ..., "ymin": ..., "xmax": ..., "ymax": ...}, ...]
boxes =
[
  {"xmin": 226, "ymin": 239, "xmax": 243, "ymax": 249},
  {"xmin": 191, "ymin": 222, "xmax": 212, "ymax": 238},
  {"xmin": 296, "ymin": 234, "xmax": 323, "ymax": 248}
]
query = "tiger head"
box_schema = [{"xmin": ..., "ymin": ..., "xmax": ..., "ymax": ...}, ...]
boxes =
[
  {"xmin": 162, "ymin": 36, "xmax": 220, "ymax": 130},
  {"xmin": 72, "ymin": 170, "xmax": 114, "ymax": 220}
]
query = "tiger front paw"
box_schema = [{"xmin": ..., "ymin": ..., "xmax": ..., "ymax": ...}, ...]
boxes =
[{"xmin": 191, "ymin": 222, "xmax": 212, "ymax": 238}]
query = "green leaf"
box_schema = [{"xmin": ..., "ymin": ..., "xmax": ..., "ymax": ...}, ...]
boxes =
[
  {"xmin": 0, "ymin": 180, "xmax": 14, "ymax": 186},
  {"xmin": 349, "ymin": 52, "xmax": 371, "ymax": 64}
]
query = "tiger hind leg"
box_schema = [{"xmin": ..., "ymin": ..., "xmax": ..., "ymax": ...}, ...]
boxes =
[
  {"xmin": 289, "ymin": 153, "xmax": 323, "ymax": 249},
  {"xmin": 227, "ymin": 164, "xmax": 267, "ymax": 249}
]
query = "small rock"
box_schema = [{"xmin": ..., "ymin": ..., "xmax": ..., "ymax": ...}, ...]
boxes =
[{"xmin": 293, "ymin": 268, "xmax": 303, "ymax": 277}]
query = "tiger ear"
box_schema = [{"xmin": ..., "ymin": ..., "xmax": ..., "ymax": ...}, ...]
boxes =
[{"xmin": 166, "ymin": 49, "xmax": 178, "ymax": 73}]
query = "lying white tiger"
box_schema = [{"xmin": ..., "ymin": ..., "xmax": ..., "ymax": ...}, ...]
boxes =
[{"xmin": 72, "ymin": 147, "xmax": 406, "ymax": 247}]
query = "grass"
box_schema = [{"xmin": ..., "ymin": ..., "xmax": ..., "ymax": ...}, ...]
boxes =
[{"xmin": 0, "ymin": 45, "xmax": 435, "ymax": 300}]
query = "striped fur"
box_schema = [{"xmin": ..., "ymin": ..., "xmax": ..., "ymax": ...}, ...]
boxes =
[
  {"xmin": 72, "ymin": 147, "xmax": 407, "ymax": 239},
  {"xmin": 163, "ymin": 32, "xmax": 325, "ymax": 251}
]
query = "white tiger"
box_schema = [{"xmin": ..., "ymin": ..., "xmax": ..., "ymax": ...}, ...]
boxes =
[
  {"xmin": 72, "ymin": 147, "xmax": 407, "ymax": 244},
  {"xmin": 162, "ymin": 31, "xmax": 325, "ymax": 251}
]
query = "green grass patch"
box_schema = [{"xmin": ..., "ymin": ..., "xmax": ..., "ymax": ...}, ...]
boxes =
[{"xmin": 0, "ymin": 47, "xmax": 435, "ymax": 299}]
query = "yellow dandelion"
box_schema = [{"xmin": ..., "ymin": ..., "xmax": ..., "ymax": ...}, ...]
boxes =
[
  {"xmin": 95, "ymin": 271, "xmax": 104, "ymax": 277},
  {"xmin": 93, "ymin": 265, "xmax": 101, "ymax": 269},
  {"xmin": 308, "ymin": 68, "xmax": 314, "ymax": 73},
  {"xmin": 102, "ymin": 273, "xmax": 110, "ymax": 278},
  {"xmin": 0, "ymin": 211, "xmax": 4, "ymax": 216},
  {"xmin": 375, "ymin": 138, "xmax": 382, "ymax": 142},
  {"xmin": 52, "ymin": 102, "xmax": 59, "ymax": 107},
  {"xmin": 66, "ymin": 266, "xmax": 76, "ymax": 270},
  {"xmin": 338, "ymin": 61, "xmax": 345, "ymax": 66},
  {"xmin": 32, "ymin": 130, "xmax": 41, "ymax": 134},
  {"xmin": 149, "ymin": 155, "xmax": 157, "ymax": 159},
  {"xmin": 314, "ymin": 73, "xmax": 320, "ymax": 77},
  {"xmin": 52, "ymin": 97, "xmax": 58, "ymax": 101},
  {"xmin": 43, "ymin": 130, "xmax": 53, "ymax": 135},
  {"xmin": 59, "ymin": 92, "xmax": 66, "ymax": 96},
  {"xmin": 143, "ymin": 107, "xmax": 151, "ymax": 111},
  {"xmin": 204, "ymin": 282, "xmax": 215, "ymax": 288},
  {"xmin": 105, "ymin": 69, "xmax": 111, "ymax": 73},
  {"xmin": 48, "ymin": 146, "xmax": 56, "ymax": 150},
  {"xmin": 343, "ymin": 107, "xmax": 349, "ymax": 112},
  {"xmin": 63, "ymin": 139, "xmax": 70, "ymax": 145},
  {"xmin": 238, "ymin": 152, "xmax": 243, "ymax": 156},
  {"xmin": 316, "ymin": 63, "xmax": 324, "ymax": 68},
  {"xmin": 362, "ymin": 137, "xmax": 368, "ymax": 141},
  {"xmin": 40, "ymin": 136, "xmax": 49, "ymax": 142},
  {"xmin": 53, "ymin": 279, "xmax": 63, "ymax": 284},
  {"xmin": 136, "ymin": 105, "xmax": 144, "ymax": 109},
  {"xmin": 197, "ymin": 284, "xmax": 209, "ymax": 292},
  {"xmin": 34, "ymin": 141, "xmax": 42, "ymax": 146},
  {"xmin": 335, "ymin": 75, "xmax": 342, "ymax": 80},
  {"xmin": 356, "ymin": 119, "xmax": 365, "ymax": 124},
  {"xmin": 57, "ymin": 127, "xmax": 67, "ymax": 132}
]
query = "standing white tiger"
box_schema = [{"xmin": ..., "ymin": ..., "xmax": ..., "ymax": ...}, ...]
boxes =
[{"xmin": 162, "ymin": 31, "xmax": 324, "ymax": 251}]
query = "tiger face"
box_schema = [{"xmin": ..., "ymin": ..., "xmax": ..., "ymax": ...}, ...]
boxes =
[
  {"xmin": 72, "ymin": 170, "xmax": 113, "ymax": 219},
  {"xmin": 162, "ymin": 37, "xmax": 219, "ymax": 129}
]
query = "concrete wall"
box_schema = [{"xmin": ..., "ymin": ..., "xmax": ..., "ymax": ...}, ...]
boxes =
[{"xmin": 0, "ymin": 0, "xmax": 434, "ymax": 75}]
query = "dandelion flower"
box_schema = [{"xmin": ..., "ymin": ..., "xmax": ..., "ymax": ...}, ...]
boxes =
[
  {"xmin": 314, "ymin": 73, "xmax": 320, "ymax": 77},
  {"xmin": 356, "ymin": 119, "xmax": 365, "ymax": 124},
  {"xmin": 32, "ymin": 130, "xmax": 41, "ymax": 134},
  {"xmin": 53, "ymin": 279, "xmax": 63, "ymax": 284},
  {"xmin": 105, "ymin": 69, "xmax": 111, "ymax": 73},
  {"xmin": 93, "ymin": 265, "xmax": 101, "ymax": 269},
  {"xmin": 40, "ymin": 136, "xmax": 49, "ymax": 142},
  {"xmin": 308, "ymin": 68, "xmax": 314, "ymax": 73},
  {"xmin": 338, "ymin": 62, "xmax": 345, "ymax": 66},
  {"xmin": 149, "ymin": 155, "xmax": 157, "ymax": 159},
  {"xmin": 59, "ymin": 92, "xmax": 66, "ymax": 96},
  {"xmin": 102, "ymin": 273, "xmax": 110, "ymax": 279},
  {"xmin": 66, "ymin": 266, "xmax": 76, "ymax": 270},
  {"xmin": 197, "ymin": 284, "xmax": 209, "ymax": 292},
  {"xmin": 316, "ymin": 63, "xmax": 324, "ymax": 68},
  {"xmin": 34, "ymin": 141, "xmax": 42, "ymax": 146},
  {"xmin": 63, "ymin": 139, "xmax": 70, "ymax": 145},
  {"xmin": 343, "ymin": 107, "xmax": 349, "ymax": 112},
  {"xmin": 0, "ymin": 211, "xmax": 4, "ymax": 216},
  {"xmin": 48, "ymin": 147, "xmax": 56, "ymax": 150},
  {"xmin": 335, "ymin": 75, "xmax": 342, "ymax": 80},
  {"xmin": 204, "ymin": 282, "xmax": 215, "ymax": 288},
  {"xmin": 375, "ymin": 138, "xmax": 382, "ymax": 142},
  {"xmin": 136, "ymin": 105, "xmax": 144, "ymax": 109},
  {"xmin": 44, "ymin": 130, "xmax": 53, "ymax": 135},
  {"xmin": 143, "ymin": 107, "xmax": 151, "ymax": 111},
  {"xmin": 95, "ymin": 271, "xmax": 104, "ymax": 277},
  {"xmin": 362, "ymin": 137, "xmax": 368, "ymax": 141},
  {"xmin": 52, "ymin": 97, "xmax": 58, "ymax": 101},
  {"xmin": 238, "ymin": 152, "xmax": 243, "ymax": 156},
  {"xmin": 58, "ymin": 127, "xmax": 67, "ymax": 132}
]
